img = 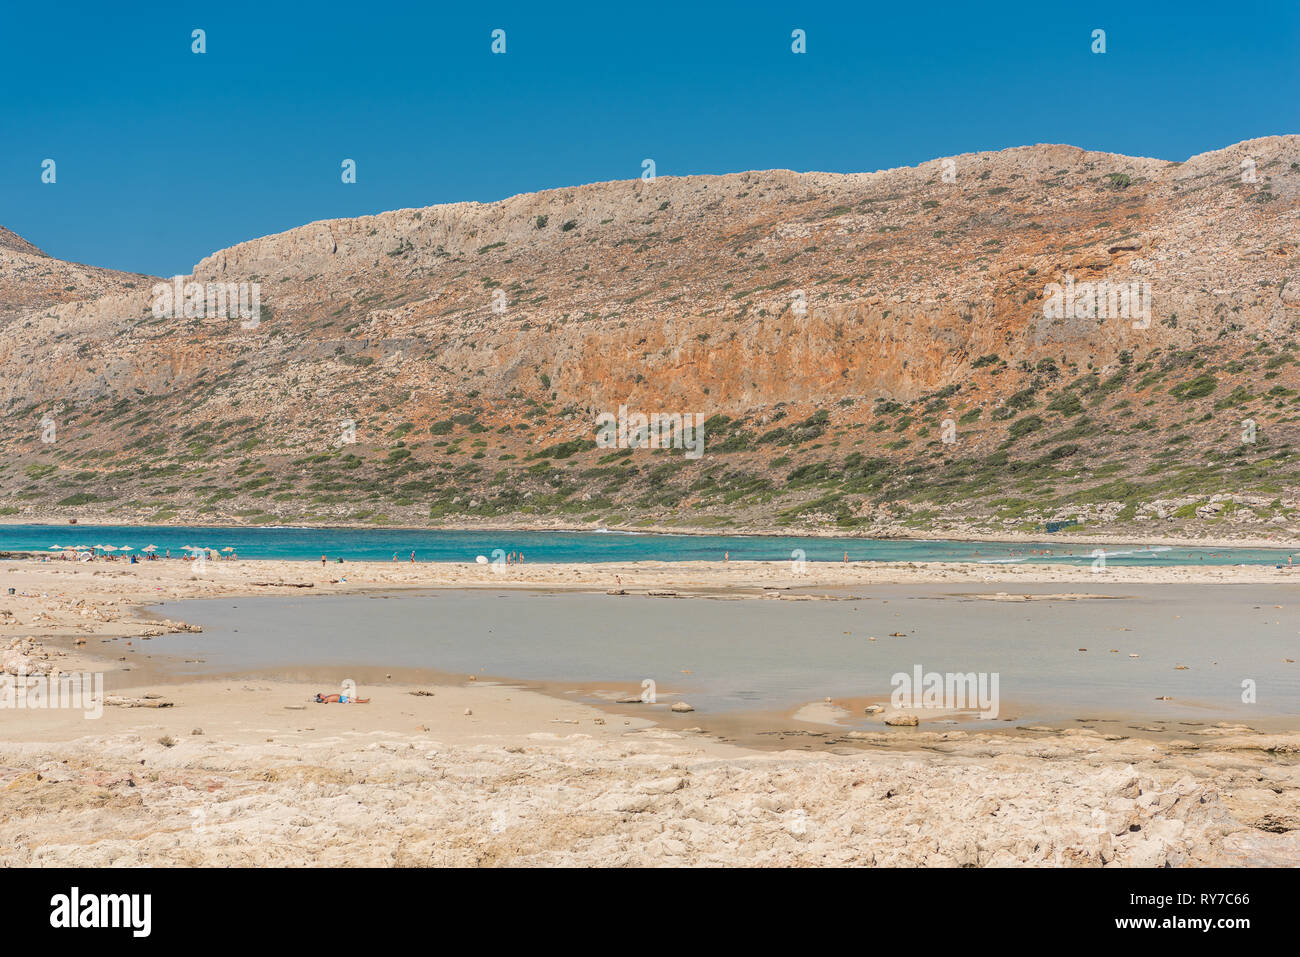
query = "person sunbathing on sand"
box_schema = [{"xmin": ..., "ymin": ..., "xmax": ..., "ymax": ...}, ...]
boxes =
[{"xmin": 313, "ymin": 692, "xmax": 371, "ymax": 704}]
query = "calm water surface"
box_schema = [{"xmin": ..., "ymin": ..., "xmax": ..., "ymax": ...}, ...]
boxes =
[
  {"xmin": 149, "ymin": 584, "xmax": 1300, "ymax": 728},
  {"xmin": 5, "ymin": 523, "xmax": 1297, "ymax": 566}
]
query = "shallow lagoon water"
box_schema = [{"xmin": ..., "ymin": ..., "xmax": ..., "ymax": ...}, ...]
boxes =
[{"xmin": 152, "ymin": 584, "xmax": 1300, "ymax": 728}]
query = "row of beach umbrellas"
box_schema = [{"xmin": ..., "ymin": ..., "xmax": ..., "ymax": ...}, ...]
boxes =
[{"xmin": 47, "ymin": 544, "xmax": 237, "ymax": 554}]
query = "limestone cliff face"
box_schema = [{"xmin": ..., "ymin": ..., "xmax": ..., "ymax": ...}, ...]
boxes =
[
  {"xmin": 1, "ymin": 137, "xmax": 1298, "ymax": 536},
  {"xmin": 181, "ymin": 137, "xmax": 1297, "ymax": 409}
]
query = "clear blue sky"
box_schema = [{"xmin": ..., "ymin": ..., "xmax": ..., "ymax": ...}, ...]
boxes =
[{"xmin": 3, "ymin": 0, "xmax": 1296, "ymax": 277}]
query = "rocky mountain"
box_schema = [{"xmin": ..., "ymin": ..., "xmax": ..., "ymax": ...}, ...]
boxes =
[
  {"xmin": 0, "ymin": 226, "xmax": 45, "ymax": 257},
  {"xmin": 0, "ymin": 230, "xmax": 153, "ymax": 330},
  {"xmin": 1, "ymin": 137, "xmax": 1298, "ymax": 540}
]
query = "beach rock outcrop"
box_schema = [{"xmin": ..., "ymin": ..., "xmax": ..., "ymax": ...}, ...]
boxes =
[{"xmin": 884, "ymin": 714, "xmax": 919, "ymax": 727}]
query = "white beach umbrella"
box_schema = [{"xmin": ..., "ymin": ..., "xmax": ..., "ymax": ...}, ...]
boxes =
[
  {"xmin": 49, "ymin": 545, "xmax": 63, "ymax": 550},
  {"xmin": 119, "ymin": 546, "xmax": 133, "ymax": 551},
  {"xmin": 143, "ymin": 545, "xmax": 158, "ymax": 552},
  {"xmin": 221, "ymin": 547, "xmax": 235, "ymax": 553},
  {"xmin": 101, "ymin": 545, "xmax": 117, "ymax": 552}
]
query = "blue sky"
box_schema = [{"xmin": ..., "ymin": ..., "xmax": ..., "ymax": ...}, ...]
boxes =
[{"xmin": 3, "ymin": 1, "xmax": 1296, "ymax": 277}]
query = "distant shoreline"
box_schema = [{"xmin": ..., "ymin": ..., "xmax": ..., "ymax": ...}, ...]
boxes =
[{"xmin": 0, "ymin": 514, "xmax": 1295, "ymax": 552}]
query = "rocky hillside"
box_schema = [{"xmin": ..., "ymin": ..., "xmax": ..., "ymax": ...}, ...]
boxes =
[
  {"xmin": 0, "ymin": 232, "xmax": 153, "ymax": 329},
  {"xmin": 1, "ymin": 137, "xmax": 1298, "ymax": 540},
  {"xmin": 0, "ymin": 227, "xmax": 45, "ymax": 257}
]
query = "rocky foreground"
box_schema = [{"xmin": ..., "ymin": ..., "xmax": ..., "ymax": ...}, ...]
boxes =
[{"xmin": 2, "ymin": 679, "xmax": 1298, "ymax": 866}]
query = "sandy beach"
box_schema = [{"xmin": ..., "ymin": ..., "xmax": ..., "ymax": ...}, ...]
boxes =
[
  {"xmin": 6, "ymin": 551, "xmax": 1300, "ymax": 600},
  {"xmin": 0, "ymin": 555, "xmax": 1298, "ymax": 866}
]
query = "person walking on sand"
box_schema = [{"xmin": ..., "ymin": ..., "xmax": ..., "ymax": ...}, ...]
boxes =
[
  {"xmin": 724, "ymin": 551, "xmax": 729, "ymax": 562},
  {"xmin": 844, "ymin": 551, "xmax": 848, "ymax": 564},
  {"xmin": 410, "ymin": 551, "xmax": 415, "ymax": 563},
  {"xmin": 322, "ymin": 555, "xmax": 327, "ymax": 565}
]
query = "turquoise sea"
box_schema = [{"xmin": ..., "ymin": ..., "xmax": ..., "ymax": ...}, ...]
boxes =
[{"xmin": 0, "ymin": 523, "xmax": 1296, "ymax": 566}]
